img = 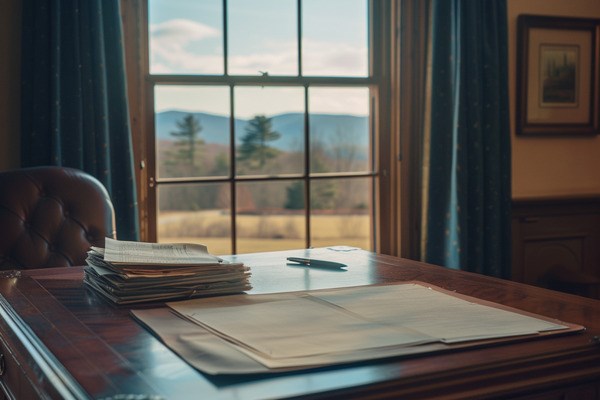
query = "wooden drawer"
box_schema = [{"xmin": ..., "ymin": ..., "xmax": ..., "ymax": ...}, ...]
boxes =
[
  {"xmin": 512, "ymin": 196, "xmax": 600, "ymax": 299},
  {"xmin": 0, "ymin": 331, "xmax": 46, "ymax": 400},
  {"xmin": 0, "ymin": 310, "xmax": 60, "ymax": 400},
  {"xmin": 513, "ymin": 381, "xmax": 599, "ymax": 400}
]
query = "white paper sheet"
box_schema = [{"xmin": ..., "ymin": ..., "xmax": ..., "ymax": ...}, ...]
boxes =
[
  {"xmin": 167, "ymin": 283, "xmax": 570, "ymax": 368},
  {"xmin": 311, "ymin": 284, "xmax": 567, "ymax": 343},
  {"xmin": 183, "ymin": 296, "xmax": 434, "ymax": 359},
  {"xmin": 103, "ymin": 237, "xmax": 222, "ymax": 265}
]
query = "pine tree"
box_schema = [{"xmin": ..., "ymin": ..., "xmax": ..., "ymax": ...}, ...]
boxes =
[
  {"xmin": 167, "ymin": 114, "xmax": 204, "ymax": 177},
  {"xmin": 285, "ymin": 181, "xmax": 304, "ymax": 209},
  {"xmin": 237, "ymin": 115, "xmax": 281, "ymax": 170}
]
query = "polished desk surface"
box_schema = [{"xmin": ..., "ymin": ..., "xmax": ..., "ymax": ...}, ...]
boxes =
[{"xmin": 0, "ymin": 248, "xmax": 599, "ymax": 399}]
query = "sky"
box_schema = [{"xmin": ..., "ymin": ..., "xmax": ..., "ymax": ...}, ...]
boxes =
[{"xmin": 149, "ymin": 0, "xmax": 369, "ymax": 117}]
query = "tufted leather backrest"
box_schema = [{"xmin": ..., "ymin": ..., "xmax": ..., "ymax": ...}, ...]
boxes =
[{"xmin": 0, "ymin": 166, "xmax": 116, "ymax": 270}]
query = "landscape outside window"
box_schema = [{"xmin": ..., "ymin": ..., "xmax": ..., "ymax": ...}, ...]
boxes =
[{"xmin": 150, "ymin": 0, "xmax": 374, "ymax": 255}]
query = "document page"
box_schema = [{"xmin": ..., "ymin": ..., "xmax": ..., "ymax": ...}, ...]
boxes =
[
  {"xmin": 166, "ymin": 283, "xmax": 571, "ymax": 369},
  {"xmin": 177, "ymin": 296, "xmax": 434, "ymax": 359},
  {"xmin": 103, "ymin": 237, "xmax": 222, "ymax": 265},
  {"xmin": 311, "ymin": 284, "xmax": 568, "ymax": 343}
]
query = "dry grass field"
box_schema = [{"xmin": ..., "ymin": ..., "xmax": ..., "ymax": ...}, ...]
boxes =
[{"xmin": 158, "ymin": 210, "xmax": 371, "ymax": 255}]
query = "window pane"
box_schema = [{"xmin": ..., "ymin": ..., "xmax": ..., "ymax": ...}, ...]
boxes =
[
  {"xmin": 302, "ymin": 0, "xmax": 368, "ymax": 76},
  {"xmin": 149, "ymin": 0, "xmax": 223, "ymax": 74},
  {"xmin": 228, "ymin": 0, "xmax": 297, "ymax": 75},
  {"xmin": 236, "ymin": 181, "xmax": 306, "ymax": 253},
  {"xmin": 309, "ymin": 87, "xmax": 371, "ymax": 174},
  {"xmin": 235, "ymin": 87, "xmax": 304, "ymax": 175},
  {"xmin": 157, "ymin": 183, "xmax": 232, "ymax": 255},
  {"xmin": 155, "ymin": 86, "xmax": 230, "ymax": 179},
  {"xmin": 310, "ymin": 177, "xmax": 372, "ymax": 250}
]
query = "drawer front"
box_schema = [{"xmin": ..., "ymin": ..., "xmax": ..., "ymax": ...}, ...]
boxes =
[
  {"xmin": 513, "ymin": 381, "xmax": 599, "ymax": 400},
  {"xmin": 0, "ymin": 326, "xmax": 49, "ymax": 399},
  {"xmin": 512, "ymin": 211, "xmax": 600, "ymax": 298},
  {"xmin": 0, "ymin": 336, "xmax": 24, "ymax": 400}
]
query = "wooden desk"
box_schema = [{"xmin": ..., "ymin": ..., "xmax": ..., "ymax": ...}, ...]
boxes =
[{"xmin": 0, "ymin": 249, "xmax": 599, "ymax": 399}]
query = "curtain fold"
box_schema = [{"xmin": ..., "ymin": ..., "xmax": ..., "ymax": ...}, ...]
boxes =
[
  {"xmin": 21, "ymin": 0, "xmax": 139, "ymax": 241},
  {"xmin": 424, "ymin": 0, "xmax": 511, "ymax": 278}
]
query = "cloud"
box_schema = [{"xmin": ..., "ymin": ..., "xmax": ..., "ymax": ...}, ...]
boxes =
[
  {"xmin": 150, "ymin": 54, "xmax": 222, "ymax": 75},
  {"xmin": 151, "ymin": 19, "xmax": 219, "ymax": 41},
  {"xmin": 149, "ymin": 20, "xmax": 369, "ymax": 114},
  {"xmin": 150, "ymin": 20, "xmax": 367, "ymax": 77},
  {"xmin": 227, "ymin": 39, "xmax": 367, "ymax": 77},
  {"xmin": 302, "ymin": 39, "xmax": 367, "ymax": 76},
  {"xmin": 150, "ymin": 19, "xmax": 222, "ymax": 74},
  {"xmin": 228, "ymin": 39, "xmax": 298, "ymax": 75}
]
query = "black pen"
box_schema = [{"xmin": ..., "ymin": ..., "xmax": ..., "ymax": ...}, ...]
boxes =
[{"xmin": 286, "ymin": 257, "xmax": 347, "ymax": 269}]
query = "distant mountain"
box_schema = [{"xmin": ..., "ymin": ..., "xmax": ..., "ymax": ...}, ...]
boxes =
[{"xmin": 155, "ymin": 110, "xmax": 369, "ymax": 151}]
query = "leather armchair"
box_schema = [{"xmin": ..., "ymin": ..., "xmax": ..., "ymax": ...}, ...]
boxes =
[{"xmin": 0, "ymin": 166, "xmax": 116, "ymax": 269}]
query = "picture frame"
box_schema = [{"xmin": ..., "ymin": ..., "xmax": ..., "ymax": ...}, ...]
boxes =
[{"xmin": 516, "ymin": 15, "xmax": 600, "ymax": 136}]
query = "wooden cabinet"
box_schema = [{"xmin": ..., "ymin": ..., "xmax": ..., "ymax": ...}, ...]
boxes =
[
  {"xmin": 0, "ymin": 326, "xmax": 42, "ymax": 400},
  {"xmin": 514, "ymin": 382, "xmax": 599, "ymax": 400},
  {"xmin": 512, "ymin": 195, "xmax": 600, "ymax": 299}
]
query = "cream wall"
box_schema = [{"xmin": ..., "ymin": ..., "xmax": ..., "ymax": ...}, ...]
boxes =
[
  {"xmin": 0, "ymin": 0, "xmax": 21, "ymax": 171},
  {"xmin": 508, "ymin": 0, "xmax": 600, "ymax": 198}
]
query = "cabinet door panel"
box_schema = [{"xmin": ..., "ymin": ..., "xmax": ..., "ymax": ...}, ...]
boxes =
[{"xmin": 512, "ymin": 198, "xmax": 600, "ymax": 299}]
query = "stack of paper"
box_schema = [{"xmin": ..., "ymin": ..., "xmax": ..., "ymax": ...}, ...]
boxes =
[{"xmin": 84, "ymin": 238, "xmax": 251, "ymax": 305}]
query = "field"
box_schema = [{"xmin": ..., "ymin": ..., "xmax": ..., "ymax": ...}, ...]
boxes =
[{"xmin": 158, "ymin": 210, "xmax": 371, "ymax": 255}]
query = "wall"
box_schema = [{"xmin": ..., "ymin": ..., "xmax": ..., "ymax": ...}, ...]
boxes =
[
  {"xmin": 0, "ymin": 0, "xmax": 21, "ymax": 171},
  {"xmin": 508, "ymin": 0, "xmax": 600, "ymax": 198}
]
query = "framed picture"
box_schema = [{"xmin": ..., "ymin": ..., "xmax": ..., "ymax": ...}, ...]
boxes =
[{"xmin": 516, "ymin": 15, "xmax": 600, "ymax": 136}]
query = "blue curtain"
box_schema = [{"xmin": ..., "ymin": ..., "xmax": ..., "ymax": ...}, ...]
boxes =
[
  {"xmin": 424, "ymin": 0, "xmax": 511, "ymax": 278},
  {"xmin": 20, "ymin": 0, "xmax": 139, "ymax": 240}
]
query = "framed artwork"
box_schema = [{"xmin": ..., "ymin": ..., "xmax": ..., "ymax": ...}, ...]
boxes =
[{"xmin": 516, "ymin": 15, "xmax": 600, "ymax": 136}]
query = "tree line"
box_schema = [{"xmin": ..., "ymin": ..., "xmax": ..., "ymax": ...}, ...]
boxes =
[{"xmin": 161, "ymin": 113, "xmax": 368, "ymax": 212}]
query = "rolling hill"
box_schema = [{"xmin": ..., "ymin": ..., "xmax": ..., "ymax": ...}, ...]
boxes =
[{"xmin": 155, "ymin": 110, "xmax": 369, "ymax": 151}]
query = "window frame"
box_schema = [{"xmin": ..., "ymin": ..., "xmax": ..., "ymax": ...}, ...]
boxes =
[{"xmin": 122, "ymin": 0, "xmax": 423, "ymax": 258}]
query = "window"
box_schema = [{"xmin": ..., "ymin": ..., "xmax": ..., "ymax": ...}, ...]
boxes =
[{"xmin": 126, "ymin": 0, "xmax": 402, "ymax": 255}]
